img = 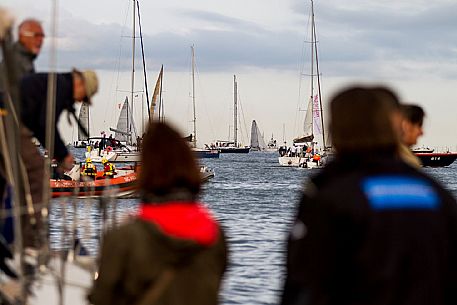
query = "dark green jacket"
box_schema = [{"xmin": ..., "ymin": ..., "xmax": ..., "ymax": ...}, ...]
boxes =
[{"xmin": 90, "ymin": 202, "xmax": 228, "ymax": 305}]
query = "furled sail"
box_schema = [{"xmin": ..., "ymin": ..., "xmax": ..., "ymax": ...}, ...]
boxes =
[
  {"xmin": 250, "ymin": 120, "xmax": 267, "ymax": 151},
  {"xmin": 78, "ymin": 102, "xmax": 90, "ymax": 141}
]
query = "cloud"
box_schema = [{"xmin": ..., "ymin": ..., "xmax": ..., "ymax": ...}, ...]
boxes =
[
  {"xmin": 37, "ymin": 9, "xmax": 304, "ymax": 73},
  {"xmin": 34, "ymin": 2, "xmax": 457, "ymax": 81},
  {"xmin": 289, "ymin": 0, "xmax": 457, "ymax": 79}
]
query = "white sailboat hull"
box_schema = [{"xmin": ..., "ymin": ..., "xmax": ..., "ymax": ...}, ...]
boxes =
[
  {"xmin": 278, "ymin": 156, "xmax": 322, "ymax": 169},
  {"xmin": 85, "ymin": 149, "xmax": 141, "ymax": 163}
]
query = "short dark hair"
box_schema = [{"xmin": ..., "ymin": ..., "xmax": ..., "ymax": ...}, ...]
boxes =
[
  {"xmin": 401, "ymin": 104, "xmax": 425, "ymax": 127},
  {"xmin": 138, "ymin": 121, "xmax": 201, "ymax": 198},
  {"xmin": 330, "ymin": 86, "xmax": 400, "ymax": 153}
]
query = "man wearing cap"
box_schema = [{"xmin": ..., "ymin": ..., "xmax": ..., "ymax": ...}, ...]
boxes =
[{"xmin": 21, "ymin": 69, "xmax": 98, "ymax": 168}]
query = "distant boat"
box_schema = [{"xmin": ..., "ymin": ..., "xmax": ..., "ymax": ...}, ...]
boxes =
[
  {"xmin": 412, "ymin": 147, "xmax": 457, "ymax": 167},
  {"xmin": 216, "ymin": 75, "xmax": 250, "ymax": 154},
  {"xmin": 278, "ymin": 0, "xmax": 327, "ymax": 168},
  {"xmin": 266, "ymin": 134, "xmax": 278, "ymax": 152},
  {"xmin": 250, "ymin": 120, "xmax": 267, "ymax": 151},
  {"xmin": 188, "ymin": 45, "xmax": 220, "ymax": 159}
]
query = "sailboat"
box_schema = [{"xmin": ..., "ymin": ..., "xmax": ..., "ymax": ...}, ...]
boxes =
[
  {"xmin": 250, "ymin": 120, "xmax": 267, "ymax": 151},
  {"xmin": 266, "ymin": 134, "xmax": 278, "ymax": 152},
  {"xmin": 73, "ymin": 102, "xmax": 90, "ymax": 148},
  {"xmin": 215, "ymin": 75, "xmax": 250, "ymax": 153},
  {"xmin": 278, "ymin": 0, "xmax": 327, "ymax": 168},
  {"xmin": 188, "ymin": 45, "xmax": 220, "ymax": 158}
]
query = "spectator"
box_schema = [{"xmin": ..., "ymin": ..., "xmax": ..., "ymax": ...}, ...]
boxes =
[
  {"xmin": 281, "ymin": 86, "xmax": 457, "ymax": 305},
  {"xmin": 90, "ymin": 121, "xmax": 228, "ymax": 305}
]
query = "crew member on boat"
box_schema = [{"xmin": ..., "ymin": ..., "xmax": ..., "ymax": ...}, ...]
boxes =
[
  {"xmin": 81, "ymin": 158, "xmax": 97, "ymax": 180},
  {"xmin": 102, "ymin": 157, "xmax": 115, "ymax": 178}
]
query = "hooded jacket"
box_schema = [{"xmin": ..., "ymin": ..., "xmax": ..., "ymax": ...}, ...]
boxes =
[
  {"xmin": 20, "ymin": 73, "xmax": 75, "ymax": 161},
  {"xmin": 281, "ymin": 153, "xmax": 457, "ymax": 305},
  {"xmin": 90, "ymin": 201, "xmax": 228, "ymax": 305}
]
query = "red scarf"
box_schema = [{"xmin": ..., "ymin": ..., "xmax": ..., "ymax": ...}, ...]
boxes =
[{"xmin": 138, "ymin": 202, "xmax": 219, "ymax": 246}]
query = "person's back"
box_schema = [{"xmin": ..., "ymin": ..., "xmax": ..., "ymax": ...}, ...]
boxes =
[
  {"xmin": 283, "ymin": 154, "xmax": 457, "ymax": 305},
  {"xmin": 281, "ymin": 86, "xmax": 457, "ymax": 305}
]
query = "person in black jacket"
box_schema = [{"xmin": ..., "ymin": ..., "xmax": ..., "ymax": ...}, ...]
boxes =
[
  {"xmin": 21, "ymin": 70, "xmax": 97, "ymax": 166},
  {"xmin": 281, "ymin": 86, "xmax": 457, "ymax": 305},
  {"xmin": 18, "ymin": 69, "xmax": 98, "ymax": 247}
]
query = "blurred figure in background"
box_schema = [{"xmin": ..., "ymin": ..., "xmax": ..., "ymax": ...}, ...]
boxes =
[
  {"xmin": 0, "ymin": 18, "xmax": 45, "ymax": 248},
  {"xmin": 81, "ymin": 158, "xmax": 97, "ymax": 180},
  {"xmin": 398, "ymin": 104, "xmax": 425, "ymax": 168},
  {"xmin": 101, "ymin": 157, "xmax": 115, "ymax": 178},
  {"xmin": 90, "ymin": 121, "xmax": 228, "ymax": 305},
  {"xmin": 281, "ymin": 86, "xmax": 457, "ymax": 305},
  {"xmin": 0, "ymin": 18, "xmax": 44, "ymax": 90}
]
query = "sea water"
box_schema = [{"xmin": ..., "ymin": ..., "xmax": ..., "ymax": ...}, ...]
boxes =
[{"xmin": 49, "ymin": 150, "xmax": 457, "ymax": 305}]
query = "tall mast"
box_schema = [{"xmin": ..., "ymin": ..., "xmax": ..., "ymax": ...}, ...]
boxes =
[
  {"xmin": 191, "ymin": 45, "xmax": 197, "ymax": 148},
  {"xmin": 310, "ymin": 0, "xmax": 315, "ymax": 140},
  {"xmin": 233, "ymin": 75, "xmax": 238, "ymax": 146},
  {"xmin": 311, "ymin": 0, "xmax": 326, "ymax": 149},
  {"xmin": 129, "ymin": 0, "xmax": 136, "ymax": 145}
]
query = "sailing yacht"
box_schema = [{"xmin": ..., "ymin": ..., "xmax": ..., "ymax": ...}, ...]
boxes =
[
  {"xmin": 188, "ymin": 45, "xmax": 220, "ymax": 158},
  {"xmin": 278, "ymin": 0, "xmax": 327, "ymax": 168},
  {"xmin": 266, "ymin": 135, "xmax": 278, "ymax": 152},
  {"xmin": 215, "ymin": 75, "xmax": 250, "ymax": 153}
]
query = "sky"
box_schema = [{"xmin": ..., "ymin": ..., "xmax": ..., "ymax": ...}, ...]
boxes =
[{"xmin": 2, "ymin": 0, "xmax": 457, "ymax": 150}]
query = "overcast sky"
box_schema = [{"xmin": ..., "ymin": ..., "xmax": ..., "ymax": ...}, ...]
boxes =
[{"xmin": 3, "ymin": 0, "xmax": 457, "ymax": 149}]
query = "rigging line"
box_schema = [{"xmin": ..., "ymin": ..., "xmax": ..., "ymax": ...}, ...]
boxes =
[
  {"xmin": 194, "ymin": 56, "xmax": 218, "ymax": 144},
  {"xmin": 237, "ymin": 90, "xmax": 249, "ymax": 145},
  {"xmin": 106, "ymin": 0, "xmax": 131, "ymax": 128},
  {"xmin": 136, "ymin": 0, "xmax": 151, "ymax": 121},
  {"xmin": 46, "ymin": 2, "xmax": 67, "ymax": 305},
  {"xmin": 294, "ymin": 8, "xmax": 313, "ymax": 141}
]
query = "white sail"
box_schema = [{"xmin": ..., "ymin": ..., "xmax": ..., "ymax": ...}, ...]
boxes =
[
  {"xmin": 112, "ymin": 97, "xmax": 138, "ymax": 144},
  {"xmin": 250, "ymin": 120, "xmax": 267, "ymax": 151},
  {"xmin": 294, "ymin": 96, "xmax": 314, "ymax": 144},
  {"xmin": 78, "ymin": 102, "xmax": 90, "ymax": 141}
]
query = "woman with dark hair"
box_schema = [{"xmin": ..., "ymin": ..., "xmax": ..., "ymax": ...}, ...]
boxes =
[{"xmin": 90, "ymin": 122, "xmax": 228, "ymax": 305}]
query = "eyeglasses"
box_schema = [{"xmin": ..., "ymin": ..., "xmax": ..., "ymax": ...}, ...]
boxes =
[{"xmin": 21, "ymin": 31, "xmax": 45, "ymax": 38}]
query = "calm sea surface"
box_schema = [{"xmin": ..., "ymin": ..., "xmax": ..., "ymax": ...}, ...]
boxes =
[{"xmin": 49, "ymin": 150, "xmax": 457, "ymax": 305}]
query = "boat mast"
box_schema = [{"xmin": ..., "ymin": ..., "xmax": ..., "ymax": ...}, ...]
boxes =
[
  {"xmin": 136, "ymin": 0, "xmax": 151, "ymax": 122},
  {"xmin": 88, "ymin": 105, "xmax": 90, "ymax": 138},
  {"xmin": 191, "ymin": 45, "xmax": 197, "ymax": 148},
  {"xmin": 129, "ymin": 0, "xmax": 136, "ymax": 145},
  {"xmin": 234, "ymin": 75, "xmax": 238, "ymax": 146},
  {"xmin": 312, "ymin": 0, "xmax": 326, "ymax": 149},
  {"xmin": 309, "ymin": 0, "xmax": 315, "ymax": 143}
]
